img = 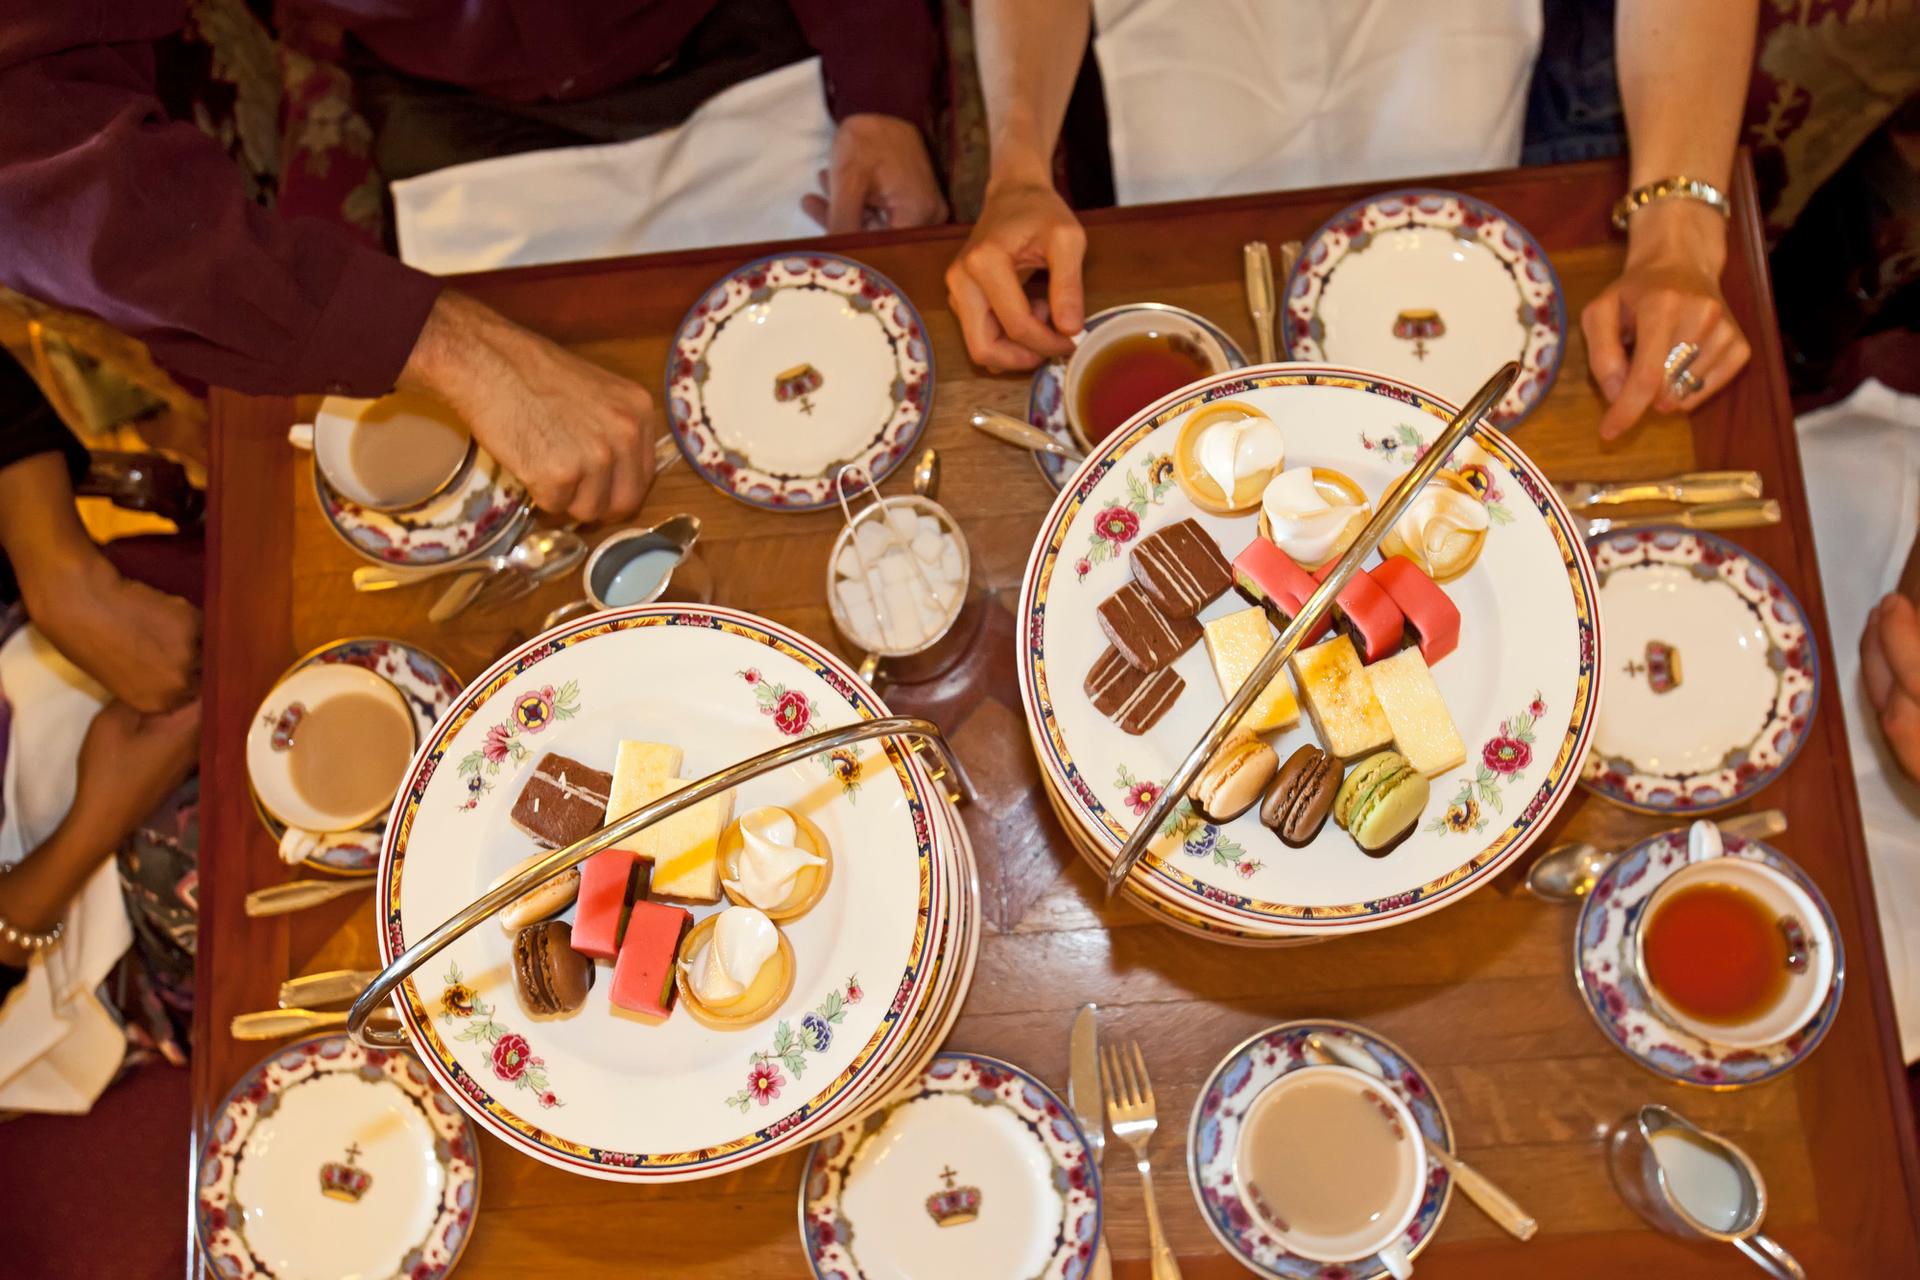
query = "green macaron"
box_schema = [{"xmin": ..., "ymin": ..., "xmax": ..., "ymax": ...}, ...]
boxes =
[{"xmin": 1333, "ymin": 750, "xmax": 1430, "ymax": 852}]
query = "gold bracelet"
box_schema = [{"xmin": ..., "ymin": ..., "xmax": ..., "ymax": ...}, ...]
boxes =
[{"xmin": 1610, "ymin": 175, "xmax": 1730, "ymax": 232}]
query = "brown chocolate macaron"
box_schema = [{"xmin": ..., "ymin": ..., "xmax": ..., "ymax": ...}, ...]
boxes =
[
  {"xmin": 1190, "ymin": 731, "xmax": 1279, "ymax": 823},
  {"xmin": 1261, "ymin": 745, "xmax": 1341, "ymax": 846},
  {"xmin": 513, "ymin": 920, "xmax": 595, "ymax": 1016}
]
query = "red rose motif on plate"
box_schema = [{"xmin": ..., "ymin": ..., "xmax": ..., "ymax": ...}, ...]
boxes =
[
  {"xmin": 741, "ymin": 668, "xmax": 761, "ymax": 685},
  {"xmin": 772, "ymin": 689, "xmax": 811, "ymax": 735},
  {"xmin": 1482, "ymin": 736, "xmax": 1532, "ymax": 774},
  {"xmin": 747, "ymin": 1061, "xmax": 785, "ymax": 1105},
  {"xmin": 1093, "ymin": 507, "xmax": 1140, "ymax": 545},
  {"xmin": 481, "ymin": 724, "xmax": 513, "ymax": 764},
  {"xmin": 492, "ymin": 1033, "xmax": 533, "ymax": 1082}
]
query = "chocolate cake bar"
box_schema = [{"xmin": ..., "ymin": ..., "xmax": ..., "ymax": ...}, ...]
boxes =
[
  {"xmin": 509, "ymin": 752, "xmax": 614, "ymax": 848},
  {"xmin": 1085, "ymin": 645, "xmax": 1185, "ymax": 735},
  {"xmin": 1097, "ymin": 582, "xmax": 1202, "ymax": 674},
  {"xmin": 1131, "ymin": 518, "xmax": 1233, "ymax": 618}
]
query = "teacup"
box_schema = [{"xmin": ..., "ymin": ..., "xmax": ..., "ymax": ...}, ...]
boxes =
[
  {"xmin": 1630, "ymin": 821, "xmax": 1833, "ymax": 1049},
  {"xmin": 246, "ymin": 663, "xmax": 418, "ymax": 834},
  {"xmin": 289, "ymin": 391, "xmax": 475, "ymax": 511},
  {"xmin": 1062, "ymin": 305, "xmax": 1231, "ymax": 454},
  {"xmin": 1234, "ymin": 1064, "xmax": 1427, "ymax": 1278}
]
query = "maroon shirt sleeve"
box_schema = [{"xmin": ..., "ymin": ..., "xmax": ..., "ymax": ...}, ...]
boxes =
[
  {"xmin": 0, "ymin": 22, "xmax": 441, "ymax": 397},
  {"xmin": 786, "ymin": 0, "xmax": 937, "ymax": 128}
]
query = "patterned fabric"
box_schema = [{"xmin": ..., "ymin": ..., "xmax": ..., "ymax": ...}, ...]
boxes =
[{"xmin": 110, "ymin": 778, "xmax": 200, "ymax": 1065}]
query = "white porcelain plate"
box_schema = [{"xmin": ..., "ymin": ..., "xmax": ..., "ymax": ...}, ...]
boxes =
[
  {"xmin": 1583, "ymin": 529, "xmax": 1819, "ymax": 814},
  {"xmin": 1575, "ymin": 829, "xmax": 1843, "ymax": 1088},
  {"xmin": 801, "ymin": 1052, "xmax": 1102, "ymax": 1280},
  {"xmin": 1018, "ymin": 365, "xmax": 1601, "ymax": 936},
  {"xmin": 1284, "ymin": 190, "xmax": 1565, "ymax": 427},
  {"xmin": 378, "ymin": 605, "xmax": 952, "ymax": 1181},
  {"xmin": 1188, "ymin": 1020, "xmax": 1453, "ymax": 1280},
  {"xmin": 667, "ymin": 252, "xmax": 934, "ymax": 510},
  {"xmin": 195, "ymin": 1034, "xmax": 479, "ymax": 1280}
]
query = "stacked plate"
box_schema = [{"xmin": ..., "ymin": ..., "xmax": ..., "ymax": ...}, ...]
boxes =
[
  {"xmin": 372, "ymin": 604, "xmax": 980, "ymax": 1181},
  {"xmin": 1018, "ymin": 364, "xmax": 1603, "ymax": 942}
]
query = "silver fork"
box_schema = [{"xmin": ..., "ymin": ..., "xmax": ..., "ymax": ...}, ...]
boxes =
[{"xmin": 1102, "ymin": 1039, "xmax": 1184, "ymax": 1280}]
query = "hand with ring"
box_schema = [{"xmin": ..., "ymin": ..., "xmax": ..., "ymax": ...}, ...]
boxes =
[{"xmin": 1581, "ymin": 200, "xmax": 1752, "ymax": 441}]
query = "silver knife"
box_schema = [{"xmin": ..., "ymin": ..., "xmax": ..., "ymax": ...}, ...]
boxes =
[
  {"xmin": 1069, "ymin": 1003, "xmax": 1114, "ymax": 1280},
  {"xmin": 279, "ymin": 968, "xmax": 381, "ymax": 1010},
  {"xmin": 1243, "ymin": 241, "xmax": 1276, "ymax": 364},
  {"xmin": 1586, "ymin": 497, "xmax": 1780, "ymax": 538},
  {"xmin": 1556, "ymin": 470, "xmax": 1761, "ymax": 510}
]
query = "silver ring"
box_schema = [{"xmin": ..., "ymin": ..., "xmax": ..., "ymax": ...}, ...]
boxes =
[
  {"xmin": 1669, "ymin": 367, "xmax": 1704, "ymax": 399},
  {"xmin": 1663, "ymin": 340, "xmax": 1701, "ymax": 379}
]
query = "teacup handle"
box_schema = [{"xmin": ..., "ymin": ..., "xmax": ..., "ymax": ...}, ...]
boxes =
[
  {"xmin": 1687, "ymin": 819, "xmax": 1725, "ymax": 864},
  {"xmin": 277, "ymin": 826, "xmax": 324, "ymax": 867},
  {"xmin": 287, "ymin": 423, "xmax": 315, "ymax": 451},
  {"xmin": 1378, "ymin": 1243, "xmax": 1414, "ymax": 1280}
]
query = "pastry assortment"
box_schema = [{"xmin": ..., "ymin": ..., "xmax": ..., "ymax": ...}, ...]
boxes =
[
  {"xmin": 1081, "ymin": 402, "xmax": 1489, "ymax": 856},
  {"xmin": 499, "ymin": 739, "xmax": 831, "ymax": 1029}
]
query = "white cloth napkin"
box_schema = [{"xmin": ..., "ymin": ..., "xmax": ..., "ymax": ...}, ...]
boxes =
[
  {"xmin": 1797, "ymin": 378, "xmax": 1920, "ymax": 1063},
  {"xmin": 392, "ymin": 57, "xmax": 834, "ymax": 274},
  {"xmin": 1091, "ymin": 0, "xmax": 1543, "ymax": 206},
  {"xmin": 0, "ymin": 625, "xmax": 131, "ymax": 1113}
]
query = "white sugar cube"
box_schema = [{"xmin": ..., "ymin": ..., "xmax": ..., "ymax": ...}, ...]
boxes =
[
  {"xmin": 917, "ymin": 515, "xmax": 943, "ymax": 541},
  {"xmin": 876, "ymin": 551, "xmax": 913, "ymax": 585},
  {"xmin": 911, "ymin": 530, "xmax": 943, "ymax": 563},
  {"xmin": 834, "ymin": 546, "xmax": 865, "ymax": 579},
  {"xmin": 886, "ymin": 507, "xmax": 921, "ymax": 541},
  {"xmin": 938, "ymin": 539, "xmax": 963, "ymax": 582},
  {"xmin": 931, "ymin": 577, "xmax": 962, "ymax": 610},
  {"xmin": 836, "ymin": 577, "xmax": 873, "ymax": 616},
  {"xmin": 854, "ymin": 521, "xmax": 893, "ymax": 561},
  {"xmin": 879, "ymin": 582, "xmax": 927, "ymax": 649}
]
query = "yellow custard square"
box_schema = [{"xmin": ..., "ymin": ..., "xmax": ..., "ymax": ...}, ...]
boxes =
[
  {"xmin": 604, "ymin": 740, "xmax": 685, "ymax": 831},
  {"xmin": 1366, "ymin": 649, "xmax": 1466, "ymax": 777},
  {"xmin": 611, "ymin": 775, "xmax": 734, "ymax": 902},
  {"xmin": 1290, "ymin": 634, "xmax": 1391, "ymax": 758},
  {"xmin": 1203, "ymin": 607, "xmax": 1300, "ymax": 734}
]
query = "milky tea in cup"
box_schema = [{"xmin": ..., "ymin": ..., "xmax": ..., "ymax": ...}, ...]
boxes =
[
  {"xmin": 247, "ymin": 663, "xmax": 418, "ymax": 834},
  {"xmin": 1234, "ymin": 1065, "xmax": 1426, "ymax": 1275},
  {"xmin": 300, "ymin": 391, "xmax": 474, "ymax": 511}
]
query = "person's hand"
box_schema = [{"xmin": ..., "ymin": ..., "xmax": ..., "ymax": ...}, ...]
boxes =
[
  {"xmin": 1864, "ymin": 592, "xmax": 1920, "ymax": 782},
  {"xmin": 67, "ymin": 699, "xmax": 201, "ymax": 851},
  {"xmin": 1583, "ymin": 200, "xmax": 1751, "ymax": 440},
  {"xmin": 945, "ymin": 177, "xmax": 1086, "ymax": 372},
  {"xmin": 25, "ymin": 551, "xmax": 200, "ymax": 713},
  {"xmin": 802, "ymin": 114, "xmax": 948, "ymax": 233},
  {"xmin": 400, "ymin": 292, "xmax": 656, "ymax": 522}
]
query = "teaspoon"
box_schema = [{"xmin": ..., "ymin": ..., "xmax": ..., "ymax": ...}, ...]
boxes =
[
  {"xmin": 969, "ymin": 408, "xmax": 1085, "ymax": 463},
  {"xmin": 1524, "ymin": 809, "xmax": 1787, "ymax": 901}
]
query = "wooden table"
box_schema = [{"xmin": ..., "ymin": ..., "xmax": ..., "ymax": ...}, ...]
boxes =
[{"xmin": 196, "ymin": 156, "xmax": 1920, "ymax": 1277}]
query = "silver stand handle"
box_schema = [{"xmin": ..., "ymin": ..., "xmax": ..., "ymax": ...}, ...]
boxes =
[{"xmin": 347, "ymin": 716, "xmax": 960, "ymax": 1047}]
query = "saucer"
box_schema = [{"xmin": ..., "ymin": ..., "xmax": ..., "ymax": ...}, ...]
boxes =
[
  {"xmin": 249, "ymin": 638, "xmax": 463, "ymax": 876},
  {"xmin": 1026, "ymin": 303, "xmax": 1248, "ymax": 491},
  {"xmin": 194, "ymin": 1034, "xmax": 480, "ymax": 1280},
  {"xmin": 314, "ymin": 441, "xmax": 529, "ymax": 568},
  {"xmin": 1283, "ymin": 188, "xmax": 1565, "ymax": 427},
  {"xmin": 1188, "ymin": 1020, "xmax": 1454, "ymax": 1280},
  {"xmin": 1575, "ymin": 828, "xmax": 1845, "ymax": 1089},
  {"xmin": 666, "ymin": 252, "xmax": 933, "ymax": 511},
  {"xmin": 1581, "ymin": 529, "xmax": 1819, "ymax": 814},
  {"xmin": 801, "ymin": 1051, "xmax": 1102, "ymax": 1280}
]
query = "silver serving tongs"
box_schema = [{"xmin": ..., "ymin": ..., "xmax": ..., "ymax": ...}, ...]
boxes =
[
  {"xmin": 346, "ymin": 716, "xmax": 961, "ymax": 1047},
  {"xmin": 1103, "ymin": 361, "xmax": 1521, "ymax": 899}
]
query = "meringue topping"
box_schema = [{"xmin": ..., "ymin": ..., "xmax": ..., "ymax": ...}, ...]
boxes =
[
  {"xmin": 683, "ymin": 906, "xmax": 779, "ymax": 1007},
  {"xmin": 1391, "ymin": 485, "xmax": 1489, "ymax": 574},
  {"xmin": 1261, "ymin": 468, "xmax": 1368, "ymax": 565},
  {"xmin": 1196, "ymin": 411, "xmax": 1285, "ymax": 499},
  {"xmin": 725, "ymin": 806, "xmax": 826, "ymax": 910}
]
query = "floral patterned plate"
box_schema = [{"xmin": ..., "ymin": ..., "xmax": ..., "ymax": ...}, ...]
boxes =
[
  {"xmin": 1018, "ymin": 365, "xmax": 1602, "ymax": 940},
  {"xmin": 194, "ymin": 1034, "xmax": 479, "ymax": 1280},
  {"xmin": 1188, "ymin": 1020, "xmax": 1453, "ymax": 1280},
  {"xmin": 1581, "ymin": 529, "xmax": 1819, "ymax": 815},
  {"xmin": 800, "ymin": 1052, "xmax": 1101, "ymax": 1280},
  {"xmin": 1025, "ymin": 302, "xmax": 1249, "ymax": 491},
  {"xmin": 377, "ymin": 605, "xmax": 968, "ymax": 1181},
  {"xmin": 1283, "ymin": 188, "xmax": 1565, "ymax": 428},
  {"xmin": 1574, "ymin": 828, "xmax": 1844, "ymax": 1088},
  {"xmin": 313, "ymin": 442, "xmax": 529, "ymax": 568},
  {"xmin": 248, "ymin": 638, "xmax": 464, "ymax": 876},
  {"xmin": 665, "ymin": 252, "xmax": 933, "ymax": 511}
]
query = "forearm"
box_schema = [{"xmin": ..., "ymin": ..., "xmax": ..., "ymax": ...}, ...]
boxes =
[
  {"xmin": 976, "ymin": 0, "xmax": 1091, "ymax": 191},
  {"xmin": 0, "ymin": 821, "xmax": 118, "ymax": 965},
  {"xmin": 0, "ymin": 452, "xmax": 105, "ymax": 612},
  {"xmin": 1615, "ymin": 0, "xmax": 1757, "ymax": 269}
]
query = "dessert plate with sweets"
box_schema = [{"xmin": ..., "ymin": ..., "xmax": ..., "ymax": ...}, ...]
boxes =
[
  {"xmin": 372, "ymin": 604, "xmax": 977, "ymax": 1182},
  {"xmin": 1018, "ymin": 364, "xmax": 1602, "ymax": 942}
]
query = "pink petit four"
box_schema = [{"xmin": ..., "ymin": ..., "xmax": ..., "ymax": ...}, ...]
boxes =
[
  {"xmin": 571, "ymin": 850, "xmax": 651, "ymax": 961},
  {"xmin": 1311, "ymin": 561, "xmax": 1406, "ymax": 663},
  {"xmin": 610, "ymin": 900, "xmax": 692, "ymax": 1021},
  {"xmin": 1370, "ymin": 555, "xmax": 1461, "ymax": 664},
  {"xmin": 1231, "ymin": 538, "xmax": 1330, "ymax": 644}
]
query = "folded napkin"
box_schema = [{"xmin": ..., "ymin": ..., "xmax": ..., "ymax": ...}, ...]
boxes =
[
  {"xmin": 392, "ymin": 57, "xmax": 833, "ymax": 274},
  {"xmin": 0, "ymin": 625, "xmax": 132, "ymax": 1114},
  {"xmin": 1092, "ymin": 0, "xmax": 1543, "ymax": 206}
]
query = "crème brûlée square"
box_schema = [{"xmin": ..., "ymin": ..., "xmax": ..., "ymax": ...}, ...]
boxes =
[
  {"xmin": 1202, "ymin": 606, "xmax": 1300, "ymax": 734},
  {"xmin": 1366, "ymin": 648, "xmax": 1465, "ymax": 776},
  {"xmin": 615, "ymin": 776, "xmax": 733, "ymax": 902},
  {"xmin": 1289, "ymin": 633, "xmax": 1391, "ymax": 758}
]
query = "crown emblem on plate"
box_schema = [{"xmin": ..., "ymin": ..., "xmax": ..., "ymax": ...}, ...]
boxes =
[
  {"xmin": 266, "ymin": 702, "xmax": 307, "ymax": 752},
  {"xmin": 1391, "ymin": 308, "xmax": 1446, "ymax": 361},
  {"xmin": 1624, "ymin": 640, "xmax": 1683, "ymax": 694},
  {"xmin": 319, "ymin": 1142, "xmax": 372, "ymax": 1204},
  {"xmin": 773, "ymin": 363, "xmax": 825, "ymax": 416},
  {"xmin": 924, "ymin": 1165, "xmax": 981, "ymax": 1228}
]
